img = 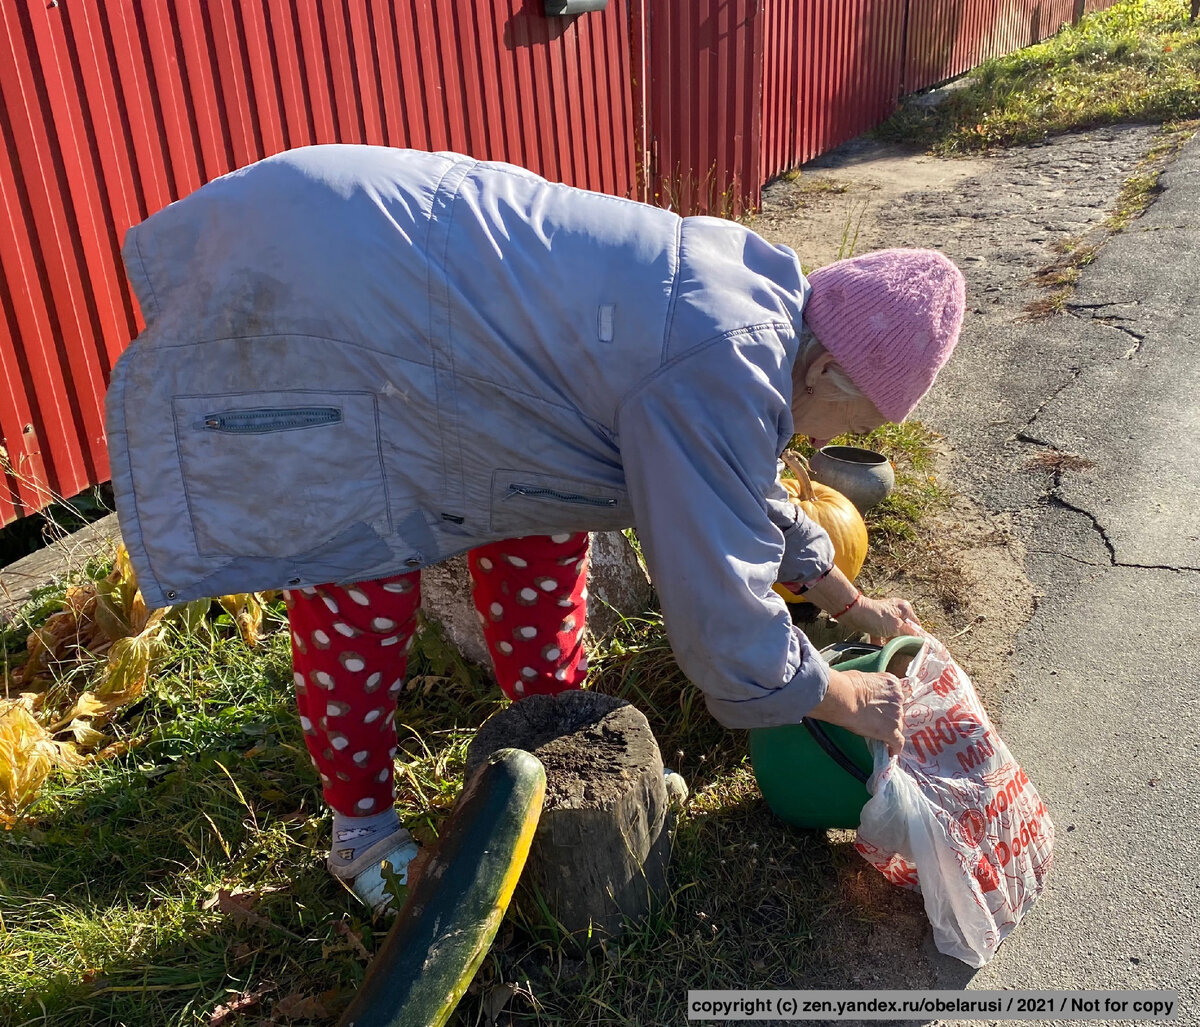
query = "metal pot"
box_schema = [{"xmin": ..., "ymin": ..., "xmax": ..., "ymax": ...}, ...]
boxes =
[{"xmin": 809, "ymin": 445, "xmax": 895, "ymax": 513}]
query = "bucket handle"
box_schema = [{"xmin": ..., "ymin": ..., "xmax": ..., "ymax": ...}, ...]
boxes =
[
  {"xmin": 801, "ymin": 719, "xmax": 872, "ymax": 784},
  {"xmin": 803, "ymin": 635, "xmax": 927, "ymax": 784}
]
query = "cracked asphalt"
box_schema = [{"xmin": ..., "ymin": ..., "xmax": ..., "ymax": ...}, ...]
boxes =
[
  {"xmin": 765, "ymin": 125, "xmax": 1199, "ymax": 1024},
  {"xmin": 924, "ymin": 134, "xmax": 1200, "ymax": 1022}
]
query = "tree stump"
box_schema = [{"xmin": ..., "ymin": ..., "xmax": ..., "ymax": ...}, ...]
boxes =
[{"xmin": 465, "ymin": 690, "xmax": 671, "ymax": 945}]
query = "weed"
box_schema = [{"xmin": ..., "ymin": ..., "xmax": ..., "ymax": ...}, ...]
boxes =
[
  {"xmin": 1024, "ymin": 118, "xmax": 1195, "ymax": 314},
  {"xmin": 655, "ymin": 159, "xmax": 746, "ymax": 219},
  {"xmin": 1107, "ymin": 168, "xmax": 1163, "ymax": 229},
  {"xmin": 879, "ymin": 0, "xmax": 1200, "ymax": 154},
  {"xmin": 798, "ymin": 177, "xmax": 852, "ymax": 196},
  {"xmin": 1024, "ymin": 450, "xmax": 1097, "ymax": 472},
  {"xmin": 835, "ymin": 198, "xmax": 871, "ymax": 260}
]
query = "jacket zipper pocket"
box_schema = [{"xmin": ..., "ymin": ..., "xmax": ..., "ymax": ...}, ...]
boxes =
[
  {"xmin": 506, "ymin": 483, "xmax": 618, "ymax": 507},
  {"xmin": 202, "ymin": 407, "xmax": 342, "ymax": 434}
]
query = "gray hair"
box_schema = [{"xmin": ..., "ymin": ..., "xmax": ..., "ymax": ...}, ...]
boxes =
[{"xmin": 796, "ymin": 324, "xmax": 863, "ymax": 398}]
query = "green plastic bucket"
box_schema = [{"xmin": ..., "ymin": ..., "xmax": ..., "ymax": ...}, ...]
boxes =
[{"xmin": 748, "ymin": 635, "xmax": 926, "ymax": 829}]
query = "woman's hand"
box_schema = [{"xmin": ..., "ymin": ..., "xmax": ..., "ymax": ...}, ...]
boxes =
[
  {"xmin": 807, "ymin": 668, "xmax": 906, "ymax": 756},
  {"xmin": 837, "ymin": 595, "xmax": 920, "ymax": 643},
  {"xmin": 800, "ymin": 566, "xmax": 919, "ymax": 643}
]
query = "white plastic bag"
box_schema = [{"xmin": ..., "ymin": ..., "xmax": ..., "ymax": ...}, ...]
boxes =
[{"xmin": 855, "ymin": 632, "xmax": 1054, "ymax": 967}]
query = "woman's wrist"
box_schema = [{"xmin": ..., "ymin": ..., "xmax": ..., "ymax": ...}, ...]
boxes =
[
  {"xmin": 801, "ymin": 564, "xmax": 862, "ymax": 620},
  {"xmin": 810, "ymin": 668, "xmax": 865, "ymax": 727},
  {"xmin": 830, "ymin": 591, "xmax": 861, "ymax": 620}
]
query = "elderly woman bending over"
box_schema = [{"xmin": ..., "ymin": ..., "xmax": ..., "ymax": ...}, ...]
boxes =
[{"xmin": 106, "ymin": 145, "xmax": 965, "ymax": 909}]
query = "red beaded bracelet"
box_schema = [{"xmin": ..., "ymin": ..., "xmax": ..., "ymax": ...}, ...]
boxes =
[{"xmin": 830, "ymin": 592, "xmax": 861, "ymax": 620}]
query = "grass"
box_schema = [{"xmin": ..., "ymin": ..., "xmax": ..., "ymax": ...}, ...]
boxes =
[
  {"xmin": 879, "ymin": 0, "xmax": 1200, "ymax": 154},
  {"xmin": 0, "ymin": 594, "xmax": 508, "ymax": 1025},
  {"xmin": 0, "ymin": 557, "xmax": 926, "ymax": 1026},
  {"xmin": 0, "ymin": 421, "xmax": 947, "ymax": 1026},
  {"xmin": 0, "ymin": 422, "xmax": 947, "ymax": 1027}
]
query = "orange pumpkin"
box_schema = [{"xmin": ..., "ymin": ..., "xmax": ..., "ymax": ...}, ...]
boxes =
[{"xmin": 774, "ymin": 451, "xmax": 868, "ymax": 603}]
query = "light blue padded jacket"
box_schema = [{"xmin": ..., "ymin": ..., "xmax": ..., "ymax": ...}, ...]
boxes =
[{"xmin": 106, "ymin": 145, "xmax": 837, "ymax": 729}]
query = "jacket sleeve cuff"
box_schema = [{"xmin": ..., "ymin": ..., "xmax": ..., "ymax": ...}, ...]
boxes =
[
  {"xmin": 701, "ymin": 626, "xmax": 832, "ymax": 729},
  {"xmin": 766, "ymin": 494, "xmax": 836, "ymax": 586}
]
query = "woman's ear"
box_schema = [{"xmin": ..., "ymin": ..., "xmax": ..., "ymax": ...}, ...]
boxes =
[{"xmin": 803, "ymin": 351, "xmax": 839, "ymax": 389}]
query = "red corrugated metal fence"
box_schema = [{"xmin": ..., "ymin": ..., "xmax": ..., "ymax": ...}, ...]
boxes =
[
  {"xmin": 653, "ymin": 0, "xmax": 1118, "ymax": 215},
  {"xmin": 761, "ymin": 0, "xmax": 908, "ymax": 182},
  {"xmin": 0, "ymin": 0, "xmax": 635, "ymax": 527},
  {"xmin": 2, "ymin": 0, "xmax": 1124, "ymax": 528},
  {"xmin": 638, "ymin": 0, "xmax": 764, "ymax": 217},
  {"xmin": 904, "ymin": 0, "xmax": 1083, "ymax": 94}
]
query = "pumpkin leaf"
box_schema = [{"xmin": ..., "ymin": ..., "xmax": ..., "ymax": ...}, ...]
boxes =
[
  {"xmin": 94, "ymin": 611, "xmax": 167, "ymax": 701},
  {"xmin": 52, "ymin": 691, "xmax": 110, "ymax": 728},
  {"xmin": 218, "ymin": 594, "xmax": 264, "ymax": 647},
  {"xmin": 0, "ymin": 702, "xmax": 82, "ymax": 824},
  {"xmin": 164, "ymin": 596, "xmax": 213, "ymax": 634},
  {"xmin": 95, "ymin": 546, "xmax": 143, "ymax": 637},
  {"xmin": 65, "ymin": 719, "xmax": 108, "ymax": 750}
]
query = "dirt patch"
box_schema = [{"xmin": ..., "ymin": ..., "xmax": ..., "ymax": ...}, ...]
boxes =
[
  {"xmin": 866, "ymin": 489, "xmax": 1033, "ymax": 706},
  {"xmin": 751, "ymin": 139, "xmax": 989, "ymax": 271}
]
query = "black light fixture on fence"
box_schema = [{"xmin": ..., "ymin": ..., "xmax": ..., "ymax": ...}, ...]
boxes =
[{"xmin": 544, "ymin": 0, "xmax": 608, "ymax": 14}]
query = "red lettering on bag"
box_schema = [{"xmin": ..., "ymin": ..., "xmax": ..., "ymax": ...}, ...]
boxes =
[
  {"xmin": 910, "ymin": 727, "xmax": 942, "ymax": 762},
  {"xmin": 909, "ymin": 728, "xmax": 929, "ymax": 761},
  {"xmin": 984, "ymin": 768, "xmax": 1030, "ymax": 823},
  {"xmin": 947, "ymin": 702, "xmax": 984, "ymax": 737},
  {"xmin": 932, "ymin": 667, "xmax": 957, "ymax": 698},
  {"xmin": 956, "ymin": 730, "xmax": 996, "ymax": 773},
  {"xmin": 974, "ymin": 855, "xmax": 1001, "ymax": 892},
  {"xmin": 882, "ymin": 861, "xmax": 920, "ymax": 888}
]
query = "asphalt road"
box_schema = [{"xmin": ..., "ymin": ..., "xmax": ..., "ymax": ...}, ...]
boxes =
[{"xmin": 919, "ymin": 135, "xmax": 1200, "ymax": 1023}]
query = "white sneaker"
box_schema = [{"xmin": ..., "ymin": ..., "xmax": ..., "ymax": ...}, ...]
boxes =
[
  {"xmin": 663, "ymin": 767, "xmax": 689, "ymax": 805},
  {"xmin": 328, "ymin": 828, "xmax": 420, "ymax": 915}
]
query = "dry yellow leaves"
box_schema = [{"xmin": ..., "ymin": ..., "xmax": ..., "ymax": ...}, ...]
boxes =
[
  {"xmin": 1, "ymin": 543, "xmax": 272, "ymax": 823},
  {"xmin": 0, "ymin": 701, "xmax": 81, "ymax": 825},
  {"xmin": 217, "ymin": 593, "xmax": 264, "ymax": 647}
]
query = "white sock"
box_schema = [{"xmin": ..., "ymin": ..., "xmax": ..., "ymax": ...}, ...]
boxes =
[{"xmin": 330, "ymin": 807, "xmax": 402, "ymax": 867}]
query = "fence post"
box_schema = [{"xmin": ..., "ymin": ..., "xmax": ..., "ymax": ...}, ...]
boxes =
[
  {"xmin": 1072, "ymin": 0, "xmax": 1086, "ymax": 24},
  {"xmin": 1192, "ymin": 0, "xmax": 1199, "ymax": 23}
]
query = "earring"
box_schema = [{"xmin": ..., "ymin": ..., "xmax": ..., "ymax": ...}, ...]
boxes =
[{"xmin": 805, "ymin": 386, "xmax": 814, "ymax": 395}]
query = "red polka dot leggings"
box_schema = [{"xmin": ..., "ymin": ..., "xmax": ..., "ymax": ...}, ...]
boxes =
[{"xmin": 286, "ymin": 532, "xmax": 589, "ymax": 816}]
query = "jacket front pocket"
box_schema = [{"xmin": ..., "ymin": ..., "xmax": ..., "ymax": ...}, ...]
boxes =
[
  {"xmin": 174, "ymin": 390, "xmax": 391, "ymax": 558},
  {"xmin": 489, "ymin": 469, "xmax": 628, "ymax": 535}
]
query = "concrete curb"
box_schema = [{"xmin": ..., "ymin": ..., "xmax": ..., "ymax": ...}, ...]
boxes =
[{"xmin": 0, "ymin": 512, "xmax": 122, "ymax": 625}]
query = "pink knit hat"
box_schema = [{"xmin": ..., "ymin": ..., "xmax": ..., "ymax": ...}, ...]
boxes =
[{"xmin": 803, "ymin": 248, "xmax": 966, "ymax": 423}]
